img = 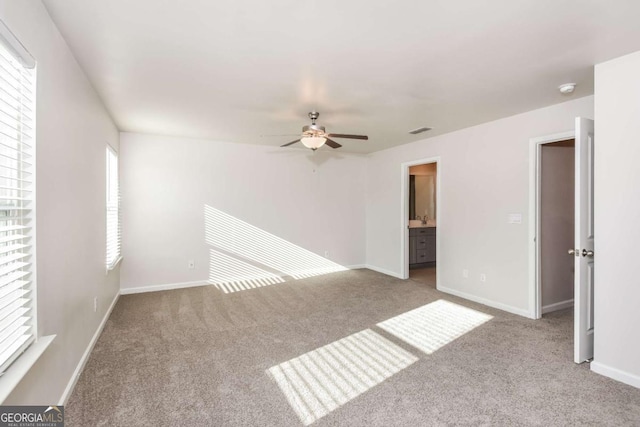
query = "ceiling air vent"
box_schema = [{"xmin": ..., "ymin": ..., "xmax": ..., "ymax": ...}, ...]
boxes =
[{"xmin": 408, "ymin": 126, "xmax": 432, "ymax": 135}]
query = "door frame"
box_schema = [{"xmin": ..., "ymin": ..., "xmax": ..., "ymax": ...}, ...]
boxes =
[
  {"xmin": 400, "ymin": 157, "xmax": 441, "ymax": 282},
  {"xmin": 528, "ymin": 130, "xmax": 575, "ymax": 319}
]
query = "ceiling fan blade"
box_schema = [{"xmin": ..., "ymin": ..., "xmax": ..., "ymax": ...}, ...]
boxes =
[
  {"xmin": 327, "ymin": 133, "xmax": 368, "ymax": 140},
  {"xmin": 281, "ymin": 139, "xmax": 301, "ymax": 147},
  {"xmin": 324, "ymin": 138, "xmax": 342, "ymax": 149}
]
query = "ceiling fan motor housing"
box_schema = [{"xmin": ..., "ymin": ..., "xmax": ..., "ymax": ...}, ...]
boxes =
[{"xmin": 302, "ymin": 124, "xmax": 326, "ymax": 136}]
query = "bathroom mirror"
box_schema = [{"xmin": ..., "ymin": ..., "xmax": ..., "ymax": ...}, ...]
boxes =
[{"xmin": 409, "ymin": 174, "xmax": 436, "ymax": 220}]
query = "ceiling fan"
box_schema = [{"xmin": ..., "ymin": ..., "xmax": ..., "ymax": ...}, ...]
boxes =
[{"xmin": 280, "ymin": 111, "xmax": 368, "ymax": 151}]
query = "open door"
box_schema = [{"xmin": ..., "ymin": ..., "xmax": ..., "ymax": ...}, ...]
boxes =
[{"xmin": 573, "ymin": 117, "xmax": 595, "ymax": 363}]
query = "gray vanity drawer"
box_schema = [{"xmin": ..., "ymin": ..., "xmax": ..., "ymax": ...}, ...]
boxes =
[
  {"xmin": 409, "ymin": 227, "xmax": 435, "ymax": 236},
  {"xmin": 416, "ymin": 237, "xmax": 428, "ymax": 250},
  {"xmin": 409, "ymin": 227, "xmax": 436, "ymax": 266}
]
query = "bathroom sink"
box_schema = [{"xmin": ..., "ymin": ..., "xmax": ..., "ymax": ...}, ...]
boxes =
[{"xmin": 409, "ymin": 220, "xmax": 423, "ymax": 227}]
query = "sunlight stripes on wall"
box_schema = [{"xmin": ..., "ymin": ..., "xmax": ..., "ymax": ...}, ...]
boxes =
[
  {"xmin": 205, "ymin": 205, "xmax": 346, "ymax": 281},
  {"xmin": 208, "ymin": 249, "xmax": 285, "ymax": 293}
]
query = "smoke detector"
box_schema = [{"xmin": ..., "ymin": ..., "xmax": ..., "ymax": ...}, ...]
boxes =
[{"xmin": 558, "ymin": 83, "xmax": 576, "ymax": 94}]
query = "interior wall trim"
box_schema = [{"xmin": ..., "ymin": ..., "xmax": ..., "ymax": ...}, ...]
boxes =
[
  {"xmin": 59, "ymin": 292, "xmax": 120, "ymax": 405},
  {"xmin": 121, "ymin": 265, "xmax": 369, "ymax": 295},
  {"xmin": 542, "ymin": 299, "xmax": 574, "ymax": 314},
  {"xmin": 120, "ymin": 280, "xmax": 209, "ymax": 295},
  {"xmin": 591, "ymin": 361, "xmax": 640, "ymax": 390},
  {"xmin": 363, "ymin": 265, "xmax": 403, "ymax": 279},
  {"xmin": 437, "ymin": 285, "xmax": 533, "ymax": 319}
]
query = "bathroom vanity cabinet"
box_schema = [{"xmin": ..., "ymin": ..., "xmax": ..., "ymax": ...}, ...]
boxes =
[{"xmin": 409, "ymin": 227, "xmax": 436, "ymax": 267}]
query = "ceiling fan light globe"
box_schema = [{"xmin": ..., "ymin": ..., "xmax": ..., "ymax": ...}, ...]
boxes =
[{"xmin": 301, "ymin": 136, "xmax": 327, "ymax": 150}]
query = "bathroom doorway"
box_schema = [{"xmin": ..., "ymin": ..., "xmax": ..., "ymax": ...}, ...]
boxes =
[{"xmin": 400, "ymin": 158, "xmax": 440, "ymax": 287}]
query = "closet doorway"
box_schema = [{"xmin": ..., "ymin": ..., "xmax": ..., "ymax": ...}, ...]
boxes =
[{"xmin": 538, "ymin": 139, "xmax": 576, "ymax": 315}]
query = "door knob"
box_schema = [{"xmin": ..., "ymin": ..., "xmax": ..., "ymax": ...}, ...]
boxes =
[
  {"xmin": 582, "ymin": 249, "xmax": 594, "ymax": 258},
  {"xmin": 568, "ymin": 249, "xmax": 578, "ymax": 256}
]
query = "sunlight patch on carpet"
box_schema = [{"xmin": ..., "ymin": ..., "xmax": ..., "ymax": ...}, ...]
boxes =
[
  {"xmin": 267, "ymin": 329, "xmax": 418, "ymax": 425},
  {"xmin": 208, "ymin": 249, "xmax": 285, "ymax": 293},
  {"xmin": 376, "ymin": 299, "xmax": 493, "ymax": 355}
]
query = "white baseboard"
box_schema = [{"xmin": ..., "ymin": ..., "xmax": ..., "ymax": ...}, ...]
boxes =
[
  {"xmin": 122, "ymin": 267, "xmax": 367, "ymax": 295},
  {"xmin": 437, "ymin": 285, "xmax": 533, "ymax": 318},
  {"xmin": 120, "ymin": 265, "xmax": 397, "ymax": 297},
  {"xmin": 59, "ymin": 291, "xmax": 120, "ymax": 405},
  {"xmin": 542, "ymin": 299, "xmax": 574, "ymax": 314},
  {"xmin": 120, "ymin": 279, "xmax": 209, "ymax": 295},
  {"xmin": 363, "ymin": 264, "xmax": 403, "ymax": 279},
  {"xmin": 591, "ymin": 361, "xmax": 640, "ymax": 389}
]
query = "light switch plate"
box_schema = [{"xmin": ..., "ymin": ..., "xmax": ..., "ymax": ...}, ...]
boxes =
[{"xmin": 508, "ymin": 213, "xmax": 522, "ymax": 224}]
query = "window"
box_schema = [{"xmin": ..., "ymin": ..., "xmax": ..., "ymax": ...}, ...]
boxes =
[
  {"xmin": 0, "ymin": 26, "xmax": 36, "ymax": 374},
  {"xmin": 106, "ymin": 146, "xmax": 120, "ymax": 269}
]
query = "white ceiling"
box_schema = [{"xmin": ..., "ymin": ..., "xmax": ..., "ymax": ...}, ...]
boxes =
[{"xmin": 42, "ymin": 0, "xmax": 640, "ymax": 153}]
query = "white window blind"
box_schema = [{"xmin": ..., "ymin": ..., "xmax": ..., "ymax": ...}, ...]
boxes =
[
  {"xmin": 106, "ymin": 146, "xmax": 120, "ymax": 269},
  {"xmin": 0, "ymin": 35, "xmax": 36, "ymax": 374}
]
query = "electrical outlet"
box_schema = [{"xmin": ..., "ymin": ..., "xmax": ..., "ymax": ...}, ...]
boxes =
[
  {"xmin": 188, "ymin": 260, "xmax": 195, "ymax": 269},
  {"xmin": 480, "ymin": 273, "xmax": 487, "ymax": 282},
  {"xmin": 462, "ymin": 269, "xmax": 469, "ymax": 279},
  {"xmin": 93, "ymin": 297, "xmax": 98, "ymax": 313},
  {"xmin": 324, "ymin": 251, "xmax": 330, "ymax": 259}
]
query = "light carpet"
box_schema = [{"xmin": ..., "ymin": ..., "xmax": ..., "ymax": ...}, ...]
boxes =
[{"xmin": 66, "ymin": 269, "xmax": 640, "ymax": 426}]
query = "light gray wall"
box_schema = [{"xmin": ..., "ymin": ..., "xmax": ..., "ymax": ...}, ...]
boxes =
[
  {"xmin": 366, "ymin": 96, "xmax": 594, "ymax": 315},
  {"xmin": 0, "ymin": 1, "xmax": 120, "ymax": 404},
  {"xmin": 592, "ymin": 50, "xmax": 640, "ymax": 388},
  {"xmin": 540, "ymin": 145, "xmax": 574, "ymax": 309},
  {"xmin": 119, "ymin": 133, "xmax": 367, "ymax": 290}
]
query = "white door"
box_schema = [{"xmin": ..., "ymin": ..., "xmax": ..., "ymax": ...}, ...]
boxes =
[{"xmin": 574, "ymin": 117, "xmax": 595, "ymax": 363}]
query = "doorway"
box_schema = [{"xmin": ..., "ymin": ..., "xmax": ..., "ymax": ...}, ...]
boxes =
[
  {"xmin": 400, "ymin": 157, "xmax": 441, "ymax": 286},
  {"xmin": 529, "ymin": 119, "xmax": 595, "ymax": 364},
  {"xmin": 529, "ymin": 131, "xmax": 575, "ymax": 319},
  {"xmin": 539, "ymin": 139, "xmax": 575, "ymax": 315}
]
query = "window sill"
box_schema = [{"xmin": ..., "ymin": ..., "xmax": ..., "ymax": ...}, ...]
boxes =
[
  {"xmin": 0, "ymin": 335, "xmax": 55, "ymax": 403},
  {"xmin": 106, "ymin": 256, "xmax": 123, "ymax": 273}
]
